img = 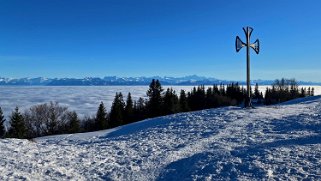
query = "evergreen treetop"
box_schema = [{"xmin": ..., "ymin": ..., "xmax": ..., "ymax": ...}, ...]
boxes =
[
  {"xmin": 124, "ymin": 92, "xmax": 134, "ymax": 124},
  {"xmin": 8, "ymin": 107, "xmax": 26, "ymax": 139},
  {"xmin": 110, "ymin": 92, "xmax": 125, "ymax": 128},
  {"xmin": 68, "ymin": 111, "xmax": 80, "ymax": 133},
  {"xmin": 146, "ymin": 79, "xmax": 164, "ymax": 117},
  {"xmin": 96, "ymin": 101, "xmax": 108, "ymax": 130}
]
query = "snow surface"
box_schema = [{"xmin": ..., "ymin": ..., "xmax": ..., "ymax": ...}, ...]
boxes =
[{"xmin": 1, "ymin": 96, "xmax": 321, "ymax": 180}]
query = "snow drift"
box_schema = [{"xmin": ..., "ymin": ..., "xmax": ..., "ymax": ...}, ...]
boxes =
[{"xmin": 1, "ymin": 96, "xmax": 321, "ymax": 180}]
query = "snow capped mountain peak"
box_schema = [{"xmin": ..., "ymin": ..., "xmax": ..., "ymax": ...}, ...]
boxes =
[{"xmin": 0, "ymin": 76, "xmax": 320, "ymax": 86}]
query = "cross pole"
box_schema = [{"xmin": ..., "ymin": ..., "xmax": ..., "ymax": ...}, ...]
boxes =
[{"xmin": 235, "ymin": 26, "xmax": 260, "ymax": 108}]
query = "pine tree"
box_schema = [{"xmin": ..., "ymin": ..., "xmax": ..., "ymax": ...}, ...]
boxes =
[
  {"xmin": 300, "ymin": 87, "xmax": 306, "ymax": 97},
  {"xmin": 0, "ymin": 107, "xmax": 6, "ymax": 138},
  {"xmin": 163, "ymin": 88, "xmax": 179, "ymax": 114},
  {"xmin": 253, "ymin": 83, "xmax": 263, "ymax": 104},
  {"xmin": 124, "ymin": 92, "xmax": 134, "ymax": 124},
  {"xmin": 8, "ymin": 107, "xmax": 26, "ymax": 139},
  {"xmin": 95, "ymin": 102, "xmax": 108, "ymax": 130},
  {"xmin": 110, "ymin": 92, "xmax": 125, "ymax": 128},
  {"xmin": 264, "ymin": 87, "xmax": 271, "ymax": 105},
  {"xmin": 179, "ymin": 90, "xmax": 190, "ymax": 112},
  {"xmin": 146, "ymin": 79, "xmax": 163, "ymax": 117},
  {"xmin": 68, "ymin": 111, "xmax": 80, "ymax": 133},
  {"xmin": 133, "ymin": 97, "xmax": 146, "ymax": 122},
  {"xmin": 205, "ymin": 87, "xmax": 216, "ymax": 108}
]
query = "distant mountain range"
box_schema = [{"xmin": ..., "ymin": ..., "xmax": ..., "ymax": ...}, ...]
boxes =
[{"xmin": 0, "ymin": 75, "xmax": 320, "ymax": 86}]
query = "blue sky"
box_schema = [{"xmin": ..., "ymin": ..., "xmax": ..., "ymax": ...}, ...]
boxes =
[{"xmin": 1, "ymin": 0, "xmax": 321, "ymax": 81}]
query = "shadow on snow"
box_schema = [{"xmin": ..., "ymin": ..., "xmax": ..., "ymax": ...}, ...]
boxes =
[{"xmin": 157, "ymin": 110, "xmax": 321, "ymax": 180}]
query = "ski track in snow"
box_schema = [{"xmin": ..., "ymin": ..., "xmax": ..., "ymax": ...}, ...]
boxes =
[{"xmin": 1, "ymin": 96, "xmax": 321, "ymax": 180}]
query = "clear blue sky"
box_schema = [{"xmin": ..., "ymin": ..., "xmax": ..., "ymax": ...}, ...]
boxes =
[{"xmin": 1, "ymin": 0, "xmax": 321, "ymax": 81}]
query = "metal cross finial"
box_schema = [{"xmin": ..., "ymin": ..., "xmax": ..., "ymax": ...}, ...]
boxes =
[{"xmin": 235, "ymin": 26, "xmax": 260, "ymax": 108}]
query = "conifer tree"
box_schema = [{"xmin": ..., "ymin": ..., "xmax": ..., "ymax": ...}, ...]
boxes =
[
  {"xmin": 0, "ymin": 107, "xmax": 6, "ymax": 138},
  {"xmin": 146, "ymin": 79, "xmax": 163, "ymax": 117},
  {"xmin": 254, "ymin": 83, "xmax": 260, "ymax": 99},
  {"xmin": 133, "ymin": 97, "xmax": 146, "ymax": 122},
  {"xmin": 264, "ymin": 87, "xmax": 271, "ymax": 105},
  {"xmin": 300, "ymin": 87, "xmax": 306, "ymax": 97},
  {"xmin": 179, "ymin": 90, "xmax": 190, "ymax": 112},
  {"xmin": 95, "ymin": 102, "xmax": 108, "ymax": 130},
  {"xmin": 110, "ymin": 92, "xmax": 125, "ymax": 127},
  {"xmin": 124, "ymin": 92, "xmax": 134, "ymax": 124},
  {"xmin": 163, "ymin": 88, "xmax": 179, "ymax": 114},
  {"xmin": 205, "ymin": 87, "xmax": 216, "ymax": 108},
  {"xmin": 253, "ymin": 83, "xmax": 263, "ymax": 104},
  {"xmin": 8, "ymin": 107, "xmax": 26, "ymax": 139},
  {"xmin": 67, "ymin": 111, "xmax": 80, "ymax": 133}
]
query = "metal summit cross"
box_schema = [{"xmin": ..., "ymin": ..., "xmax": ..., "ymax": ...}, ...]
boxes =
[{"xmin": 235, "ymin": 26, "xmax": 260, "ymax": 108}]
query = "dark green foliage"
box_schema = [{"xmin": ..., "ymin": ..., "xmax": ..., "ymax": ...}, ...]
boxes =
[
  {"xmin": 132, "ymin": 97, "xmax": 147, "ymax": 122},
  {"xmin": 300, "ymin": 87, "xmax": 306, "ymax": 97},
  {"xmin": 264, "ymin": 78, "xmax": 309, "ymax": 105},
  {"xmin": 81, "ymin": 116, "xmax": 96, "ymax": 132},
  {"xmin": 179, "ymin": 90, "xmax": 190, "ymax": 112},
  {"xmin": 109, "ymin": 92, "xmax": 125, "ymax": 128},
  {"xmin": 124, "ymin": 93, "xmax": 134, "ymax": 124},
  {"xmin": 186, "ymin": 83, "xmax": 246, "ymax": 111},
  {"xmin": 67, "ymin": 111, "xmax": 80, "ymax": 133},
  {"xmin": 163, "ymin": 88, "xmax": 179, "ymax": 115},
  {"xmin": 95, "ymin": 102, "xmax": 108, "ymax": 130},
  {"xmin": 253, "ymin": 83, "xmax": 264, "ymax": 104},
  {"xmin": 0, "ymin": 107, "xmax": 6, "ymax": 138},
  {"xmin": 146, "ymin": 79, "xmax": 164, "ymax": 117},
  {"xmin": 225, "ymin": 83, "xmax": 245, "ymax": 105},
  {"xmin": 4, "ymin": 78, "xmax": 311, "ymax": 137},
  {"xmin": 205, "ymin": 86, "xmax": 235, "ymax": 108},
  {"xmin": 8, "ymin": 107, "xmax": 26, "ymax": 139},
  {"xmin": 188, "ymin": 86, "xmax": 207, "ymax": 111}
]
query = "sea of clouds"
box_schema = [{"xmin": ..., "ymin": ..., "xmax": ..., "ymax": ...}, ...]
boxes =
[{"xmin": 0, "ymin": 85, "xmax": 320, "ymax": 118}]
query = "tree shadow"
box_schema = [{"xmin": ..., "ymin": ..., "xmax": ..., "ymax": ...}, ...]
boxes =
[
  {"xmin": 157, "ymin": 112, "xmax": 321, "ymax": 180},
  {"xmin": 270, "ymin": 113, "xmax": 321, "ymax": 134}
]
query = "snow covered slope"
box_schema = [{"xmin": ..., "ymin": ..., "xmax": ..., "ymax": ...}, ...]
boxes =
[{"xmin": 1, "ymin": 96, "xmax": 321, "ymax": 180}]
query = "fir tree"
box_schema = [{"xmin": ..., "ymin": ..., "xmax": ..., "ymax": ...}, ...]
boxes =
[
  {"xmin": 95, "ymin": 102, "xmax": 108, "ymax": 130},
  {"xmin": 300, "ymin": 87, "xmax": 306, "ymax": 97},
  {"xmin": 8, "ymin": 107, "xmax": 26, "ymax": 139},
  {"xmin": 110, "ymin": 92, "xmax": 125, "ymax": 127},
  {"xmin": 253, "ymin": 83, "xmax": 263, "ymax": 104},
  {"xmin": 67, "ymin": 111, "xmax": 80, "ymax": 133},
  {"xmin": 163, "ymin": 88, "xmax": 179, "ymax": 114},
  {"xmin": 0, "ymin": 107, "xmax": 6, "ymax": 138},
  {"xmin": 254, "ymin": 83, "xmax": 260, "ymax": 99},
  {"xmin": 188, "ymin": 85, "xmax": 207, "ymax": 111},
  {"xmin": 146, "ymin": 79, "xmax": 163, "ymax": 117},
  {"xmin": 179, "ymin": 90, "xmax": 190, "ymax": 112},
  {"xmin": 133, "ymin": 97, "xmax": 146, "ymax": 122},
  {"xmin": 124, "ymin": 92, "xmax": 134, "ymax": 124}
]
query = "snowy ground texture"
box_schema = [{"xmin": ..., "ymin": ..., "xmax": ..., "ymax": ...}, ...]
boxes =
[{"xmin": 1, "ymin": 96, "xmax": 321, "ymax": 180}]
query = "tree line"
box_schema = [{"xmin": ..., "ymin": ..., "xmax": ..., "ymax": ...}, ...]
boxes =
[
  {"xmin": 0, "ymin": 78, "xmax": 314, "ymax": 139},
  {"xmin": 264, "ymin": 78, "xmax": 314, "ymax": 105}
]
